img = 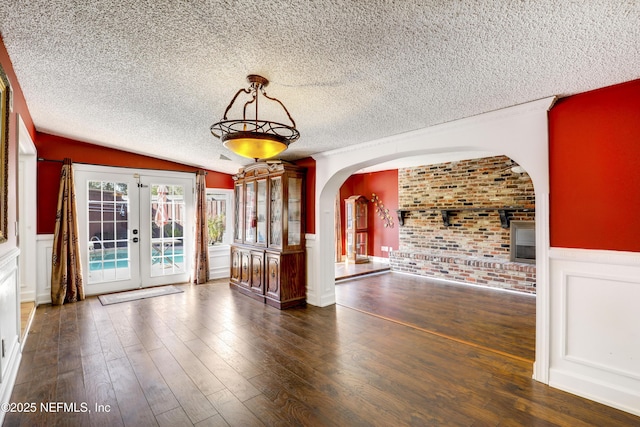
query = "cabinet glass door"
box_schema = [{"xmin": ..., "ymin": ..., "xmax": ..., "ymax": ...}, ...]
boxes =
[
  {"xmin": 288, "ymin": 176, "xmax": 302, "ymax": 246},
  {"xmin": 256, "ymin": 179, "xmax": 267, "ymax": 245},
  {"xmin": 234, "ymin": 183, "xmax": 243, "ymax": 241},
  {"xmin": 346, "ymin": 203, "xmax": 353, "ymax": 229},
  {"xmin": 356, "ymin": 201, "xmax": 367, "ymax": 229},
  {"xmin": 270, "ymin": 176, "xmax": 282, "ymax": 247},
  {"xmin": 245, "ymin": 181, "xmax": 256, "ymax": 243},
  {"xmin": 356, "ymin": 232, "xmax": 368, "ymax": 258},
  {"xmin": 346, "ymin": 232, "xmax": 354, "ymax": 260}
]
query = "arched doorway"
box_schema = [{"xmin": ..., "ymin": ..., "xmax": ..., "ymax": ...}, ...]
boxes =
[{"xmin": 310, "ymin": 97, "xmax": 555, "ymax": 384}]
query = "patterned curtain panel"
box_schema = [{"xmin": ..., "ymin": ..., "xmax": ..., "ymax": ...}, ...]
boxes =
[
  {"xmin": 193, "ymin": 170, "xmax": 209, "ymax": 284},
  {"xmin": 335, "ymin": 192, "xmax": 342, "ymax": 262},
  {"xmin": 51, "ymin": 158, "xmax": 84, "ymax": 305}
]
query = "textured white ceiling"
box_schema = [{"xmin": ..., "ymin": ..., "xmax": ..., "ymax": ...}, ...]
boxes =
[{"xmin": 2, "ymin": 1, "xmax": 639, "ymax": 174}]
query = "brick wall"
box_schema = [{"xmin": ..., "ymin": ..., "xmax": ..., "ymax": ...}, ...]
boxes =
[{"xmin": 390, "ymin": 156, "xmax": 537, "ymax": 293}]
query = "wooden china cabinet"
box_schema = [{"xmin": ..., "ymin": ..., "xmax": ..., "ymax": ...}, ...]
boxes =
[
  {"xmin": 229, "ymin": 161, "xmax": 306, "ymax": 309},
  {"xmin": 345, "ymin": 195, "xmax": 369, "ymax": 263}
]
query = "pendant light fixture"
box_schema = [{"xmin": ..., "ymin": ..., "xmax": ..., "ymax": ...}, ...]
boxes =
[{"xmin": 210, "ymin": 74, "xmax": 300, "ymax": 161}]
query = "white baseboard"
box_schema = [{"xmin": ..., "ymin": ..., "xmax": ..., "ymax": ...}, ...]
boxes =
[{"xmin": 0, "ymin": 322, "xmax": 22, "ymax": 426}]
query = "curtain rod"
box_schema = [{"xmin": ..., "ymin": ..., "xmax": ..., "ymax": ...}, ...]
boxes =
[{"xmin": 37, "ymin": 157, "xmax": 207, "ymax": 174}]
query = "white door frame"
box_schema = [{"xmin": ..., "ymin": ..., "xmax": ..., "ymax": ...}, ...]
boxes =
[
  {"xmin": 17, "ymin": 114, "xmax": 37, "ymax": 302},
  {"xmin": 310, "ymin": 97, "xmax": 556, "ymax": 384},
  {"xmin": 206, "ymin": 188, "xmax": 234, "ymax": 279}
]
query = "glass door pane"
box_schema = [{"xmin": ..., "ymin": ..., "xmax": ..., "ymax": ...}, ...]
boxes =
[
  {"xmin": 87, "ymin": 180, "xmax": 132, "ymax": 283},
  {"xmin": 75, "ymin": 167, "xmax": 140, "ymax": 296},
  {"xmin": 149, "ymin": 183, "xmax": 186, "ymax": 277},
  {"xmin": 139, "ymin": 174, "xmax": 193, "ymax": 287}
]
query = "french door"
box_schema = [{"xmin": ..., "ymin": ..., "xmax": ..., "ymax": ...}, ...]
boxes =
[{"xmin": 75, "ymin": 165, "xmax": 194, "ymax": 295}]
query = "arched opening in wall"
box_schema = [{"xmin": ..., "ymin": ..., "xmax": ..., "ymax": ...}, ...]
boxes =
[
  {"xmin": 333, "ymin": 168, "xmax": 398, "ymax": 280},
  {"xmin": 312, "ymin": 97, "xmax": 553, "ymax": 382},
  {"xmin": 330, "ymin": 153, "xmax": 537, "ymax": 363}
]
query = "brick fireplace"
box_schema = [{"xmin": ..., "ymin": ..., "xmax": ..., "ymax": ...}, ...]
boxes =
[{"xmin": 390, "ymin": 155, "xmax": 536, "ymax": 293}]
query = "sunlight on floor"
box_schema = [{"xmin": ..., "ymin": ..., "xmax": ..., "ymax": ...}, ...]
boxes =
[{"xmin": 20, "ymin": 301, "xmax": 35, "ymax": 340}]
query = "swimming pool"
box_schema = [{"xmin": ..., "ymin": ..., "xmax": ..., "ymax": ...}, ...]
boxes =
[{"xmin": 89, "ymin": 247, "xmax": 184, "ymax": 270}]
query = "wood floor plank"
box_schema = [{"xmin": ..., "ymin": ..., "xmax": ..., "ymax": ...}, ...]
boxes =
[
  {"xmin": 206, "ymin": 389, "xmax": 263, "ymax": 427},
  {"xmin": 84, "ymin": 370, "xmax": 124, "ymax": 427},
  {"xmin": 23, "ymin": 376, "xmax": 58, "ymax": 427},
  {"xmin": 154, "ymin": 407, "xmax": 192, "ymax": 427},
  {"xmin": 148, "ymin": 347, "xmax": 218, "ymax": 424},
  {"xmin": 245, "ymin": 387, "xmax": 337, "ymax": 427},
  {"xmin": 106, "ymin": 356, "xmax": 157, "ymax": 427},
  {"xmin": 184, "ymin": 338, "xmax": 261, "ymax": 402},
  {"xmin": 107, "ymin": 307, "xmax": 143, "ymax": 348},
  {"xmin": 159, "ymin": 335, "xmax": 226, "ymax": 396},
  {"xmin": 193, "ymin": 413, "xmax": 230, "ymax": 427},
  {"xmin": 123, "ymin": 344, "xmax": 180, "ymax": 416},
  {"xmin": 54, "ymin": 369, "xmax": 90, "ymax": 427},
  {"xmin": 93, "ymin": 315, "xmax": 127, "ymax": 362},
  {"xmin": 192, "ymin": 328, "xmax": 263, "ymax": 380}
]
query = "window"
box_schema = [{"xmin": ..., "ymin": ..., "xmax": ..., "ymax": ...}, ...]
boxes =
[
  {"xmin": 206, "ymin": 190, "xmax": 232, "ymax": 246},
  {"xmin": 510, "ymin": 221, "xmax": 535, "ymax": 264}
]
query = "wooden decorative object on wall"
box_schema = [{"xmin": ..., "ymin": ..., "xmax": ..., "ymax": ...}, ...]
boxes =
[{"xmin": 371, "ymin": 193, "xmax": 394, "ymax": 228}]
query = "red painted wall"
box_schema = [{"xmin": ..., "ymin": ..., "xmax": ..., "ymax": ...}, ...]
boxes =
[
  {"xmin": 36, "ymin": 132, "xmax": 234, "ymax": 234},
  {"xmin": 339, "ymin": 170, "xmax": 399, "ymax": 258},
  {"xmin": 549, "ymin": 79, "xmax": 640, "ymax": 252},
  {"xmin": 0, "ymin": 34, "xmax": 36, "ymax": 256},
  {"xmin": 294, "ymin": 157, "xmax": 316, "ymax": 235}
]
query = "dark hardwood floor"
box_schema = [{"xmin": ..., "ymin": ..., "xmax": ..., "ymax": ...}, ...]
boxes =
[
  {"xmin": 4, "ymin": 277, "xmax": 639, "ymax": 426},
  {"xmin": 335, "ymin": 272, "xmax": 536, "ymax": 362}
]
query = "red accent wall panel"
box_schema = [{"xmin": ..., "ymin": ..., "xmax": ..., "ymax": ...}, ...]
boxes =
[
  {"xmin": 549, "ymin": 79, "xmax": 640, "ymax": 252},
  {"xmin": 295, "ymin": 157, "xmax": 316, "ymax": 235},
  {"xmin": 35, "ymin": 132, "xmax": 234, "ymax": 234},
  {"xmin": 340, "ymin": 170, "xmax": 399, "ymax": 258}
]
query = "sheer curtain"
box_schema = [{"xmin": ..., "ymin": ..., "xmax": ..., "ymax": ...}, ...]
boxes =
[
  {"xmin": 51, "ymin": 158, "xmax": 84, "ymax": 305},
  {"xmin": 193, "ymin": 170, "xmax": 209, "ymax": 284}
]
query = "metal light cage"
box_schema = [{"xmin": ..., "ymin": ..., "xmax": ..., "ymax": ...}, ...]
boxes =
[{"xmin": 210, "ymin": 75, "xmax": 300, "ymax": 160}]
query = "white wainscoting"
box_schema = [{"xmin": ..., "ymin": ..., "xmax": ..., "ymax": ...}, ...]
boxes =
[
  {"xmin": 208, "ymin": 244, "xmax": 230, "ymax": 279},
  {"xmin": 549, "ymin": 247, "xmax": 640, "ymax": 416},
  {"xmin": 36, "ymin": 235, "xmax": 54, "ymax": 305},
  {"xmin": 0, "ymin": 248, "xmax": 22, "ymax": 426}
]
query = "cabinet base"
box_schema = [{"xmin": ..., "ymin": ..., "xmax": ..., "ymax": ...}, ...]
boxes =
[
  {"xmin": 229, "ymin": 282, "xmax": 306, "ymax": 309},
  {"xmin": 265, "ymin": 296, "xmax": 306, "ymax": 310}
]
